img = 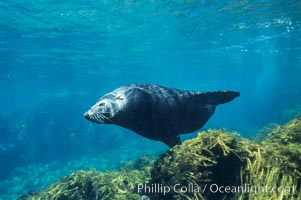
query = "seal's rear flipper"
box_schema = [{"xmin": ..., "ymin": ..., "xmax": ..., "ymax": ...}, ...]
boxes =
[
  {"xmin": 197, "ymin": 91, "xmax": 240, "ymax": 105},
  {"xmin": 162, "ymin": 135, "xmax": 181, "ymax": 148}
]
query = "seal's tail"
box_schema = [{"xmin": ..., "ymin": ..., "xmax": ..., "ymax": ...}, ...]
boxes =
[{"xmin": 198, "ymin": 91, "xmax": 240, "ymax": 105}]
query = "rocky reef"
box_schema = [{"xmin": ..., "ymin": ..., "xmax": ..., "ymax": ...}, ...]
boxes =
[
  {"xmin": 150, "ymin": 129, "xmax": 256, "ymax": 200},
  {"xmin": 18, "ymin": 168, "xmax": 151, "ymax": 200},
  {"xmin": 19, "ymin": 118, "xmax": 301, "ymax": 200}
]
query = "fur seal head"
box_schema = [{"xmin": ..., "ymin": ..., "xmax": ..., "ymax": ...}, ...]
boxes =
[{"xmin": 84, "ymin": 89, "xmax": 127, "ymax": 124}]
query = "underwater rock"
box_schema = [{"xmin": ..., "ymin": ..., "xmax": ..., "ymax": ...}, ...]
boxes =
[
  {"xmin": 282, "ymin": 104, "xmax": 301, "ymax": 122},
  {"xmin": 121, "ymin": 155, "xmax": 156, "ymax": 170},
  {"xmin": 262, "ymin": 118, "xmax": 301, "ymax": 175},
  {"xmin": 264, "ymin": 118, "xmax": 301, "ymax": 144},
  {"xmin": 251, "ymin": 123, "xmax": 279, "ymax": 142},
  {"xmin": 238, "ymin": 118, "xmax": 301, "ymax": 200},
  {"xmin": 20, "ymin": 169, "xmax": 150, "ymax": 200},
  {"xmin": 150, "ymin": 129, "xmax": 260, "ymax": 200},
  {"xmin": 18, "ymin": 156, "xmax": 153, "ymax": 200},
  {"xmin": 19, "ymin": 119, "xmax": 301, "ymax": 200},
  {"xmin": 150, "ymin": 126, "xmax": 301, "ymax": 200}
]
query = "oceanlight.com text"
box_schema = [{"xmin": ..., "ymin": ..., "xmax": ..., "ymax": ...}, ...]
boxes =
[{"xmin": 136, "ymin": 183, "xmax": 296, "ymax": 196}]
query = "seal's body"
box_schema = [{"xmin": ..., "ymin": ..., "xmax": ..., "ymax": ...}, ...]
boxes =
[{"xmin": 84, "ymin": 84, "xmax": 239, "ymax": 147}]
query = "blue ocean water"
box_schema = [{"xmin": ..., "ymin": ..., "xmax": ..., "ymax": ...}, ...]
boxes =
[{"xmin": 0, "ymin": 0, "xmax": 301, "ymax": 198}]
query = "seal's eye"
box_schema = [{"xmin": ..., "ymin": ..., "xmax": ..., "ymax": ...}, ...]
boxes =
[
  {"xmin": 116, "ymin": 95, "xmax": 124, "ymax": 100},
  {"xmin": 98, "ymin": 102, "xmax": 105, "ymax": 106}
]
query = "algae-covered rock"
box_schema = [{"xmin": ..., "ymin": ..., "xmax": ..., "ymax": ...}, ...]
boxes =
[
  {"xmin": 252, "ymin": 123, "xmax": 279, "ymax": 142},
  {"xmin": 150, "ymin": 125, "xmax": 301, "ymax": 200},
  {"xmin": 282, "ymin": 104, "xmax": 301, "ymax": 122},
  {"xmin": 150, "ymin": 129, "xmax": 260, "ymax": 200},
  {"xmin": 121, "ymin": 155, "xmax": 156, "ymax": 170},
  {"xmin": 20, "ymin": 168, "xmax": 150, "ymax": 200},
  {"xmin": 263, "ymin": 118, "xmax": 301, "ymax": 172},
  {"xmin": 265, "ymin": 118, "xmax": 301, "ymax": 144},
  {"xmin": 238, "ymin": 118, "xmax": 301, "ymax": 200},
  {"xmin": 18, "ymin": 119, "xmax": 301, "ymax": 200}
]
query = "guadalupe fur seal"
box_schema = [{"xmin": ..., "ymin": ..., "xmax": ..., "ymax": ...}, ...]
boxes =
[{"xmin": 84, "ymin": 84, "xmax": 239, "ymax": 147}]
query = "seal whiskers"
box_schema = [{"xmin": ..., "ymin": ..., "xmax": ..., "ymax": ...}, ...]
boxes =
[{"xmin": 99, "ymin": 114, "xmax": 113, "ymax": 123}]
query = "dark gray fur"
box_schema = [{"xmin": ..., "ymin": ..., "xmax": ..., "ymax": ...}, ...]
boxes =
[{"xmin": 84, "ymin": 84, "xmax": 240, "ymax": 147}]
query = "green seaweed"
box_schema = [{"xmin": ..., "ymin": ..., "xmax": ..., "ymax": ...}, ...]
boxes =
[
  {"xmin": 19, "ymin": 119, "xmax": 301, "ymax": 200},
  {"xmin": 263, "ymin": 118, "xmax": 301, "ymax": 174},
  {"xmin": 150, "ymin": 120, "xmax": 301, "ymax": 199},
  {"xmin": 20, "ymin": 168, "xmax": 150, "ymax": 200},
  {"xmin": 237, "ymin": 118, "xmax": 301, "ymax": 200},
  {"xmin": 251, "ymin": 123, "xmax": 279, "ymax": 142},
  {"xmin": 150, "ymin": 129, "xmax": 260, "ymax": 200},
  {"xmin": 121, "ymin": 155, "xmax": 156, "ymax": 170}
]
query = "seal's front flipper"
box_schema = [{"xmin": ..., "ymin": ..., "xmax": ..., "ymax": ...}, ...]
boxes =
[
  {"xmin": 197, "ymin": 91, "xmax": 240, "ymax": 106},
  {"xmin": 162, "ymin": 135, "xmax": 181, "ymax": 148}
]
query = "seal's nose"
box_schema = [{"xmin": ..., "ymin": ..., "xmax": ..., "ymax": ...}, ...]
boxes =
[{"xmin": 84, "ymin": 112, "xmax": 90, "ymax": 119}]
